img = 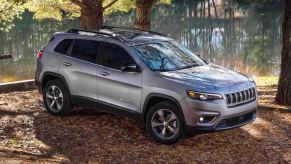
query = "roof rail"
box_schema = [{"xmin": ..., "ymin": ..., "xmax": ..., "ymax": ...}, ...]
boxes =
[
  {"xmin": 102, "ymin": 26, "xmax": 166, "ymax": 37},
  {"xmin": 67, "ymin": 29, "xmax": 126, "ymax": 41}
]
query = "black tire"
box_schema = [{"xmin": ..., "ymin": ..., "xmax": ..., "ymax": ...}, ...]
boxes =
[
  {"xmin": 146, "ymin": 101, "xmax": 185, "ymax": 144},
  {"xmin": 43, "ymin": 79, "xmax": 73, "ymax": 116}
]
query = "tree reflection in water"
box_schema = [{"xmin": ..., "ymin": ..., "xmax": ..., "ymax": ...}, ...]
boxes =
[{"xmin": 0, "ymin": 0, "xmax": 285, "ymax": 83}]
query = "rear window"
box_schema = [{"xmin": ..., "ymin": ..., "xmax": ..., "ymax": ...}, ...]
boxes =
[
  {"xmin": 71, "ymin": 39, "xmax": 99, "ymax": 64},
  {"xmin": 54, "ymin": 39, "xmax": 72, "ymax": 55}
]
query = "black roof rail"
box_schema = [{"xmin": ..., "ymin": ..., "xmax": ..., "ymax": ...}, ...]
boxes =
[
  {"xmin": 102, "ymin": 26, "xmax": 166, "ymax": 37},
  {"xmin": 67, "ymin": 29, "xmax": 126, "ymax": 41}
]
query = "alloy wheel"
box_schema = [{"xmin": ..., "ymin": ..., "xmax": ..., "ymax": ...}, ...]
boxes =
[
  {"xmin": 151, "ymin": 109, "xmax": 179, "ymax": 140},
  {"xmin": 45, "ymin": 85, "xmax": 63, "ymax": 112}
]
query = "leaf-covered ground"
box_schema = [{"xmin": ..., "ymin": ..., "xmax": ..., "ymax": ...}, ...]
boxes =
[{"xmin": 0, "ymin": 84, "xmax": 290, "ymax": 163}]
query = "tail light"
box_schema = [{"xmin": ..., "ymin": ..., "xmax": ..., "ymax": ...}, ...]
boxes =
[{"xmin": 37, "ymin": 50, "xmax": 43, "ymax": 58}]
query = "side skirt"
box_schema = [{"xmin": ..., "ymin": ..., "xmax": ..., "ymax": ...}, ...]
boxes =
[{"xmin": 71, "ymin": 95, "xmax": 142, "ymax": 121}]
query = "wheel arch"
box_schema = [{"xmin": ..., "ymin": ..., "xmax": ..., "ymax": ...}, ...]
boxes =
[
  {"xmin": 41, "ymin": 72, "xmax": 72, "ymax": 100},
  {"xmin": 141, "ymin": 93, "xmax": 185, "ymax": 123}
]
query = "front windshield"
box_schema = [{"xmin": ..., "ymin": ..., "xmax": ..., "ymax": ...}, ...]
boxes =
[{"xmin": 132, "ymin": 41, "xmax": 206, "ymax": 71}]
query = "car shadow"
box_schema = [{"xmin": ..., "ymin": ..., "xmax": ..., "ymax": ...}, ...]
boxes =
[{"xmin": 31, "ymin": 107, "xmax": 288, "ymax": 163}]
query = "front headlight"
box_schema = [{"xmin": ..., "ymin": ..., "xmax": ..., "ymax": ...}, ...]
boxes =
[
  {"xmin": 247, "ymin": 76, "xmax": 256, "ymax": 85},
  {"xmin": 187, "ymin": 90, "xmax": 223, "ymax": 101},
  {"xmin": 248, "ymin": 76, "xmax": 254, "ymax": 82}
]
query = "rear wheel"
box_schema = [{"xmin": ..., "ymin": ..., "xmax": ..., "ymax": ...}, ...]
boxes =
[
  {"xmin": 43, "ymin": 79, "xmax": 72, "ymax": 116},
  {"xmin": 146, "ymin": 101, "xmax": 185, "ymax": 144}
]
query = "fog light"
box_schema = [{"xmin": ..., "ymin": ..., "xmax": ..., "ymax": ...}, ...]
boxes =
[
  {"xmin": 198, "ymin": 116, "xmax": 216, "ymax": 124},
  {"xmin": 199, "ymin": 117, "xmax": 204, "ymax": 123}
]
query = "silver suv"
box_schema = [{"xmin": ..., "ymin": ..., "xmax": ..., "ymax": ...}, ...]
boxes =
[{"xmin": 35, "ymin": 26, "xmax": 257, "ymax": 144}]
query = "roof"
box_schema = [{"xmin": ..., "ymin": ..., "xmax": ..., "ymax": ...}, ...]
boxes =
[{"xmin": 64, "ymin": 26, "xmax": 172, "ymax": 46}]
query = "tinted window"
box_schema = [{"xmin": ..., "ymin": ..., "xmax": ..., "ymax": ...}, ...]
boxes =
[
  {"xmin": 54, "ymin": 39, "xmax": 72, "ymax": 55},
  {"xmin": 71, "ymin": 40, "xmax": 99, "ymax": 63},
  {"xmin": 100, "ymin": 43, "xmax": 135, "ymax": 70}
]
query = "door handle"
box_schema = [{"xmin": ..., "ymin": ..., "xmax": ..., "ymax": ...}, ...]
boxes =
[
  {"xmin": 63, "ymin": 62, "xmax": 72, "ymax": 67},
  {"xmin": 100, "ymin": 71, "xmax": 110, "ymax": 76}
]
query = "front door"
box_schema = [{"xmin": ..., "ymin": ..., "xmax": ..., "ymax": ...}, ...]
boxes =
[{"xmin": 96, "ymin": 42, "xmax": 142, "ymax": 112}]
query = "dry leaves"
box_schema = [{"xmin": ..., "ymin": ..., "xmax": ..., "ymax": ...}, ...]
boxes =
[{"xmin": 0, "ymin": 86, "xmax": 290, "ymax": 163}]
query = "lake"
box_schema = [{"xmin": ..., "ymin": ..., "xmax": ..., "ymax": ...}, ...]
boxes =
[{"xmin": 0, "ymin": 0, "xmax": 285, "ymax": 83}]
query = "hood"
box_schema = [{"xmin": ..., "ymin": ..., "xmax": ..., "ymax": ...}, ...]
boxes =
[{"xmin": 160, "ymin": 64, "xmax": 250, "ymax": 90}]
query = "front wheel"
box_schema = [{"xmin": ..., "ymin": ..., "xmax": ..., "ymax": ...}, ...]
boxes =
[{"xmin": 146, "ymin": 101, "xmax": 185, "ymax": 144}]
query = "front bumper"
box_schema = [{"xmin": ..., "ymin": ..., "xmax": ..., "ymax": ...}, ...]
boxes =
[
  {"xmin": 180, "ymin": 94, "xmax": 258, "ymax": 131},
  {"xmin": 187, "ymin": 111, "xmax": 256, "ymax": 131}
]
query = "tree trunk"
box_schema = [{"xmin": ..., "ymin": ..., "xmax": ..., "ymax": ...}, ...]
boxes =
[
  {"xmin": 80, "ymin": 0, "xmax": 103, "ymax": 30},
  {"xmin": 135, "ymin": 0, "xmax": 155, "ymax": 30},
  {"xmin": 276, "ymin": 0, "xmax": 291, "ymax": 105}
]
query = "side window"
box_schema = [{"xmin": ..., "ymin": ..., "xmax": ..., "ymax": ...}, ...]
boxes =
[
  {"xmin": 54, "ymin": 39, "xmax": 72, "ymax": 55},
  {"xmin": 71, "ymin": 39, "xmax": 99, "ymax": 63},
  {"xmin": 100, "ymin": 42, "xmax": 135, "ymax": 70}
]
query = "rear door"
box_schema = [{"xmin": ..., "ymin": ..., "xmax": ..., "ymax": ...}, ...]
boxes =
[
  {"xmin": 96, "ymin": 42, "xmax": 142, "ymax": 112},
  {"xmin": 59, "ymin": 39, "xmax": 99, "ymax": 100}
]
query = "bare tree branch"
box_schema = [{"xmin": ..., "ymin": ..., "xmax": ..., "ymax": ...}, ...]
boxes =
[
  {"xmin": 6, "ymin": 2, "xmax": 17, "ymax": 10},
  {"xmin": 153, "ymin": 0, "xmax": 159, "ymax": 4},
  {"xmin": 5, "ymin": 0, "xmax": 27, "ymax": 10},
  {"xmin": 103, "ymin": 0, "xmax": 119, "ymax": 10},
  {"xmin": 69, "ymin": 0, "xmax": 86, "ymax": 9}
]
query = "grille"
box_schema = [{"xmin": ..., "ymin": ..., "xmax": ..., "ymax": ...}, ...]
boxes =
[
  {"xmin": 225, "ymin": 87, "xmax": 256, "ymax": 107},
  {"xmin": 217, "ymin": 111, "xmax": 256, "ymax": 128}
]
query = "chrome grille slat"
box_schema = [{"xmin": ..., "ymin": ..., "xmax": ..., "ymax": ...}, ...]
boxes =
[
  {"xmin": 241, "ymin": 91, "xmax": 245, "ymax": 101},
  {"xmin": 252, "ymin": 88, "xmax": 255, "ymax": 98},
  {"xmin": 226, "ymin": 94, "xmax": 231, "ymax": 104},
  {"xmin": 229, "ymin": 93, "xmax": 233, "ymax": 104},
  {"xmin": 225, "ymin": 87, "xmax": 256, "ymax": 107},
  {"xmin": 232, "ymin": 93, "xmax": 236, "ymax": 104},
  {"xmin": 237, "ymin": 92, "xmax": 241, "ymax": 102},
  {"xmin": 246, "ymin": 89, "xmax": 249, "ymax": 99},
  {"xmin": 249, "ymin": 88, "xmax": 253, "ymax": 98}
]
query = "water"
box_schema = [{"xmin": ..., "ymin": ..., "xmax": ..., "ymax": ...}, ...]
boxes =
[{"xmin": 0, "ymin": 0, "xmax": 285, "ymax": 83}]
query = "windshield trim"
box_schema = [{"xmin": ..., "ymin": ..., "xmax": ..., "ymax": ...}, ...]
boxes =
[{"xmin": 129, "ymin": 40, "xmax": 174, "ymax": 47}]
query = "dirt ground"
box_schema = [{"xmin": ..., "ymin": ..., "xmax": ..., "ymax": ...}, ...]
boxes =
[{"xmin": 0, "ymin": 85, "xmax": 290, "ymax": 163}]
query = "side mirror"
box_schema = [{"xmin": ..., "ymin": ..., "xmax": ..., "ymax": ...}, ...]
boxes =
[{"xmin": 121, "ymin": 64, "xmax": 141, "ymax": 73}]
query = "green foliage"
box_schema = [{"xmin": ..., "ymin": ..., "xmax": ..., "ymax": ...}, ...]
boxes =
[
  {"xmin": 104, "ymin": 0, "xmax": 135, "ymax": 16},
  {"xmin": 26, "ymin": 0, "xmax": 171, "ymax": 21},
  {"xmin": 0, "ymin": 0, "xmax": 171, "ymax": 31},
  {"xmin": 0, "ymin": 0, "xmax": 25, "ymax": 31},
  {"xmin": 25, "ymin": 0, "xmax": 80, "ymax": 21},
  {"xmin": 104, "ymin": 0, "xmax": 171, "ymax": 15}
]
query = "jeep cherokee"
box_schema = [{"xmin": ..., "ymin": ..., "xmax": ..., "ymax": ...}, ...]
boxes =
[{"xmin": 35, "ymin": 26, "xmax": 257, "ymax": 144}]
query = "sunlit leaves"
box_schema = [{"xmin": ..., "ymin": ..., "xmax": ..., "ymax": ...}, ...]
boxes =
[
  {"xmin": 0, "ymin": 0, "xmax": 25, "ymax": 31},
  {"xmin": 25, "ymin": 0, "xmax": 171, "ymax": 20},
  {"xmin": 104, "ymin": 0, "xmax": 171, "ymax": 16},
  {"xmin": 104, "ymin": 0, "xmax": 135, "ymax": 16},
  {"xmin": 158, "ymin": 0, "xmax": 171, "ymax": 5},
  {"xmin": 25, "ymin": 0, "xmax": 80, "ymax": 21},
  {"xmin": 0, "ymin": 0, "xmax": 172, "ymax": 31}
]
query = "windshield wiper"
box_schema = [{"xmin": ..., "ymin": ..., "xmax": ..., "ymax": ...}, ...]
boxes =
[
  {"xmin": 152, "ymin": 68, "xmax": 174, "ymax": 72},
  {"xmin": 177, "ymin": 63, "xmax": 200, "ymax": 70},
  {"xmin": 151, "ymin": 63, "xmax": 200, "ymax": 72}
]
